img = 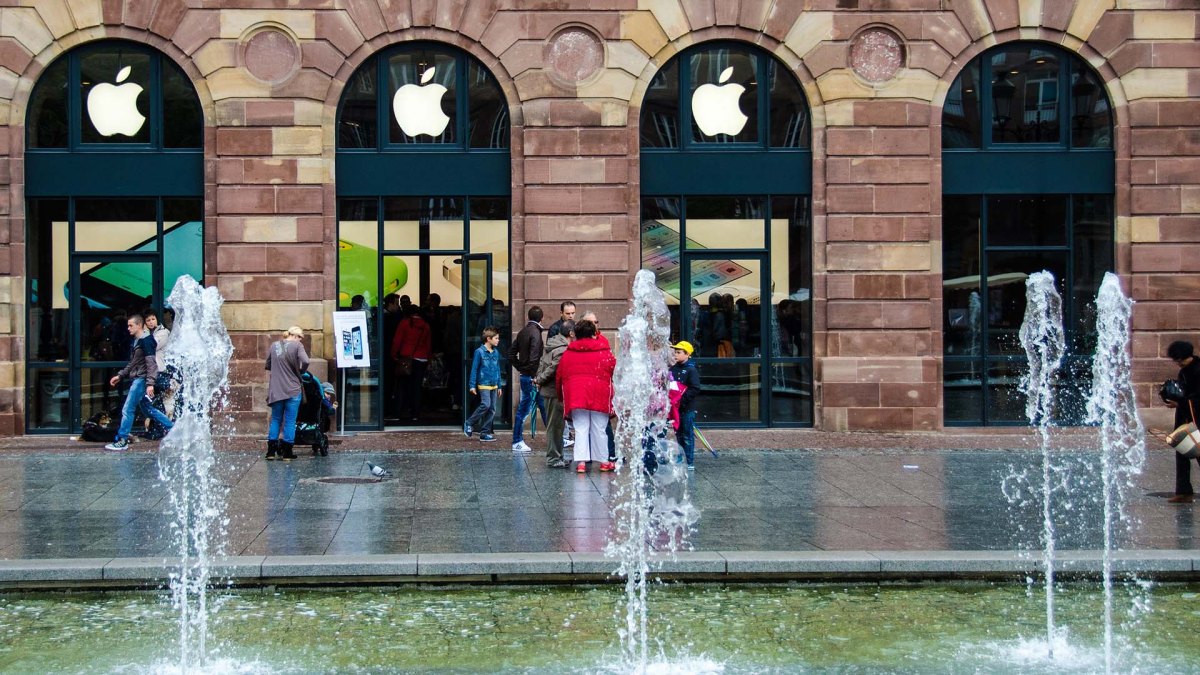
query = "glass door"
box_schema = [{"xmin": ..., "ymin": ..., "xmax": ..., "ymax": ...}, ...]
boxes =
[
  {"xmin": 681, "ymin": 253, "xmax": 768, "ymax": 425},
  {"xmin": 71, "ymin": 255, "xmax": 159, "ymax": 431},
  {"xmin": 458, "ymin": 254, "xmax": 492, "ymax": 426}
]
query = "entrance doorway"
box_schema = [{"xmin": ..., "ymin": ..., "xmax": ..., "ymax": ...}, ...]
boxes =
[{"xmin": 381, "ymin": 253, "xmax": 494, "ymax": 427}]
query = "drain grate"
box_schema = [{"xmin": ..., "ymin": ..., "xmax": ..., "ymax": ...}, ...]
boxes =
[{"xmin": 313, "ymin": 476, "xmax": 387, "ymax": 485}]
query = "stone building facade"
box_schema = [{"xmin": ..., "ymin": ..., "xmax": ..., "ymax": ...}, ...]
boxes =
[{"xmin": 0, "ymin": 1, "xmax": 1196, "ymax": 435}]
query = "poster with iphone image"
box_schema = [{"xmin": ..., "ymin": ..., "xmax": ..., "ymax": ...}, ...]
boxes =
[{"xmin": 641, "ymin": 220, "xmax": 751, "ymax": 300}]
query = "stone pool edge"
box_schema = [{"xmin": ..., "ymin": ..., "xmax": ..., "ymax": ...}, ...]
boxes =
[{"xmin": 0, "ymin": 550, "xmax": 1197, "ymax": 589}]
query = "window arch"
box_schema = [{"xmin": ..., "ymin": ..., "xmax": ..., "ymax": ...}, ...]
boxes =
[
  {"xmin": 335, "ymin": 43, "xmax": 511, "ymax": 431},
  {"xmin": 25, "ymin": 40, "xmax": 204, "ymax": 433},
  {"xmin": 941, "ymin": 42, "xmax": 1115, "ymax": 426},
  {"xmin": 640, "ymin": 42, "xmax": 812, "ymax": 427}
]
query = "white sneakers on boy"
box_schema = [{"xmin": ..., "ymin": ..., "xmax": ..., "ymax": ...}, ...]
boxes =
[{"xmin": 512, "ymin": 440, "xmax": 532, "ymax": 454}]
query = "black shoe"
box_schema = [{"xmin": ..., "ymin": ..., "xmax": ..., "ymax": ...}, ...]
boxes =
[
  {"xmin": 279, "ymin": 441, "xmax": 296, "ymax": 461},
  {"xmin": 265, "ymin": 439, "xmax": 279, "ymax": 460}
]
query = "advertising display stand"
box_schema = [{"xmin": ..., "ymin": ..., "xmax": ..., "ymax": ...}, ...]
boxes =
[{"xmin": 331, "ymin": 311, "xmax": 370, "ymax": 437}]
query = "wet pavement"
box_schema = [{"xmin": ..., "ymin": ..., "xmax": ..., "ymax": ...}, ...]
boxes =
[{"xmin": 0, "ymin": 435, "xmax": 1195, "ymax": 561}]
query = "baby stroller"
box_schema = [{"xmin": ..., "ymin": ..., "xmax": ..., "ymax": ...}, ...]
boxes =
[{"xmin": 295, "ymin": 372, "xmax": 331, "ymax": 456}]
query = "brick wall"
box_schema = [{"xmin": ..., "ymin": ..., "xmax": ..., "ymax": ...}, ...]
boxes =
[{"xmin": 0, "ymin": 0, "xmax": 1194, "ymax": 434}]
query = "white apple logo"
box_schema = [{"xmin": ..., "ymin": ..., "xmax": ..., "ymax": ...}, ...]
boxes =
[
  {"xmin": 86, "ymin": 65, "xmax": 146, "ymax": 137},
  {"xmin": 392, "ymin": 67, "xmax": 450, "ymax": 137},
  {"xmin": 691, "ymin": 66, "xmax": 748, "ymax": 137}
]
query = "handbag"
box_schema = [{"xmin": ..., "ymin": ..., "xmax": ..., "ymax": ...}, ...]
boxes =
[
  {"xmin": 395, "ymin": 356, "xmax": 413, "ymax": 377},
  {"xmin": 1160, "ymin": 379, "xmax": 1185, "ymax": 403},
  {"xmin": 1165, "ymin": 401, "xmax": 1200, "ymax": 459}
]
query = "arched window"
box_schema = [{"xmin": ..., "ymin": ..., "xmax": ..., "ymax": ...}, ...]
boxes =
[
  {"xmin": 25, "ymin": 40, "xmax": 203, "ymax": 433},
  {"xmin": 640, "ymin": 42, "xmax": 812, "ymax": 427},
  {"xmin": 941, "ymin": 43, "xmax": 1114, "ymax": 425},
  {"xmin": 336, "ymin": 43, "xmax": 510, "ymax": 431}
]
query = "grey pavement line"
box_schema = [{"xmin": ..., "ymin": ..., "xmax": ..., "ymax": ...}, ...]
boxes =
[{"xmin": 0, "ymin": 550, "xmax": 1197, "ymax": 585}]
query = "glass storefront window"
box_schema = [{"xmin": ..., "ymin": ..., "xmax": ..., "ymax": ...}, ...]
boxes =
[
  {"xmin": 684, "ymin": 197, "xmax": 766, "ymax": 249},
  {"xmin": 943, "ymin": 61, "xmax": 981, "ymax": 149},
  {"xmin": 689, "ymin": 47, "xmax": 759, "ymax": 144},
  {"xmin": 75, "ymin": 199, "xmax": 157, "ymax": 251},
  {"xmin": 990, "ymin": 46, "xmax": 1060, "ymax": 144},
  {"xmin": 692, "ymin": 361, "xmax": 762, "ymax": 424},
  {"xmin": 388, "ymin": 51, "xmax": 457, "ymax": 144}
]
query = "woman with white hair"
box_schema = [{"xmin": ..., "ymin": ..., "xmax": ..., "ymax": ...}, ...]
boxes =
[{"xmin": 265, "ymin": 325, "xmax": 310, "ymax": 461}]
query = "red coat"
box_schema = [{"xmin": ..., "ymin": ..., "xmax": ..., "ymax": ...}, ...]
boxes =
[
  {"xmin": 392, "ymin": 316, "xmax": 432, "ymax": 360},
  {"xmin": 556, "ymin": 334, "xmax": 616, "ymax": 416}
]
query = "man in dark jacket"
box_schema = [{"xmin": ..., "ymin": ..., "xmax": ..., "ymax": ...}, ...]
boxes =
[
  {"xmin": 669, "ymin": 340, "xmax": 701, "ymax": 470},
  {"xmin": 536, "ymin": 320, "xmax": 574, "ymax": 468},
  {"xmin": 509, "ymin": 306, "xmax": 545, "ymax": 453},
  {"xmin": 105, "ymin": 314, "xmax": 173, "ymax": 450},
  {"xmin": 547, "ymin": 301, "xmax": 576, "ymax": 339},
  {"xmin": 1166, "ymin": 340, "xmax": 1200, "ymax": 503}
]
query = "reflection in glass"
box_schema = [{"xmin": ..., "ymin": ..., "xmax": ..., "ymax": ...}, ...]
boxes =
[
  {"xmin": 943, "ymin": 359, "xmax": 983, "ymax": 424},
  {"xmin": 339, "ymin": 65, "xmax": 377, "ymax": 148},
  {"xmin": 388, "ymin": 51, "xmax": 457, "ymax": 144},
  {"xmin": 770, "ymin": 196, "xmax": 811, "ymax": 359},
  {"xmin": 76, "ymin": 260, "xmax": 154, "ymax": 363},
  {"xmin": 987, "ymin": 195, "xmax": 1066, "ymax": 247},
  {"xmin": 943, "ymin": 61, "xmax": 981, "ymax": 148},
  {"xmin": 81, "ymin": 367, "xmax": 125, "ymax": 424},
  {"xmin": 28, "ymin": 200, "xmax": 69, "ymax": 362},
  {"xmin": 1070, "ymin": 67, "xmax": 1112, "ymax": 148},
  {"xmin": 692, "ymin": 361, "xmax": 761, "ymax": 424},
  {"xmin": 467, "ymin": 59, "xmax": 509, "ymax": 149},
  {"xmin": 689, "ymin": 48, "xmax": 758, "ymax": 143},
  {"xmin": 80, "ymin": 49, "xmax": 152, "ymax": 144},
  {"xmin": 768, "ymin": 59, "xmax": 810, "ymax": 148},
  {"xmin": 989, "ymin": 47, "xmax": 1060, "ymax": 144},
  {"xmin": 942, "ymin": 197, "xmax": 981, "ymax": 357},
  {"xmin": 338, "ymin": 199, "xmax": 379, "ymax": 308},
  {"xmin": 986, "ymin": 359, "xmax": 1031, "ymax": 423},
  {"xmin": 641, "ymin": 60, "xmax": 680, "ymax": 148},
  {"xmin": 985, "ymin": 250, "xmax": 1066, "ymax": 356},
  {"xmin": 684, "ymin": 197, "xmax": 765, "ymax": 249},
  {"xmin": 1071, "ymin": 195, "xmax": 1113, "ymax": 355},
  {"xmin": 161, "ymin": 58, "xmax": 202, "ymax": 148},
  {"xmin": 29, "ymin": 369, "xmax": 70, "ymax": 430},
  {"xmin": 768, "ymin": 361, "xmax": 812, "ymax": 424},
  {"xmin": 28, "ymin": 58, "xmax": 68, "ymax": 148},
  {"xmin": 688, "ymin": 258, "xmax": 760, "ymax": 358}
]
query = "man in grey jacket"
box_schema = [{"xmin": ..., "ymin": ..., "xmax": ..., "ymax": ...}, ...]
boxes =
[
  {"xmin": 535, "ymin": 320, "xmax": 574, "ymax": 468},
  {"xmin": 105, "ymin": 314, "xmax": 174, "ymax": 450}
]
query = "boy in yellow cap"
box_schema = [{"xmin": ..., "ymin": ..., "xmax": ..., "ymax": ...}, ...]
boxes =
[{"xmin": 669, "ymin": 340, "xmax": 701, "ymax": 470}]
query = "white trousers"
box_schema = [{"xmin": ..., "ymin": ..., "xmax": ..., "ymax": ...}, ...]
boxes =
[{"xmin": 571, "ymin": 409, "xmax": 609, "ymax": 464}]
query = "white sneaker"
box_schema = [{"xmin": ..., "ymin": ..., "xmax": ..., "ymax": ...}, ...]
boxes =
[
  {"xmin": 563, "ymin": 438, "xmax": 574, "ymax": 448},
  {"xmin": 512, "ymin": 441, "xmax": 532, "ymax": 454}
]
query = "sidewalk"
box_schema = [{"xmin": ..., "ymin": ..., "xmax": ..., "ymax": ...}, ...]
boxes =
[{"xmin": 0, "ymin": 432, "xmax": 1196, "ymax": 587}]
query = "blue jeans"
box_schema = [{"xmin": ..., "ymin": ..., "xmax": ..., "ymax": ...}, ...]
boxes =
[
  {"xmin": 268, "ymin": 393, "xmax": 303, "ymax": 443},
  {"xmin": 466, "ymin": 388, "xmax": 498, "ymax": 434},
  {"xmin": 511, "ymin": 374, "xmax": 545, "ymax": 444},
  {"xmin": 116, "ymin": 377, "xmax": 174, "ymax": 441},
  {"xmin": 676, "ymin": 409, "xmax": 697, "ymax": 466}
]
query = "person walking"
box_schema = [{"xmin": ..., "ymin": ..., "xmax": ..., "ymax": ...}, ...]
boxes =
[
  {"xmin": 144, "ymin": 308, "xmax": 174, "ymax": 424},
  {"xmin": 104, "ymin": 314, "xmax": 174, "ymax": 450},
  {"xmin": 391, "ymin": 304, "xmax": 432, "ymax": 423},
  {"xmin": 465, "ymin": 327, "xmax": 502, "ymax": 442},
  {"xmin": 1165, "ymin": 340, "xmax": 1200, "ymax": 503},
  {"xmin": 509, "ymin": 306, "xmax": 545, "ymax": 454},
  {"xmin": 536, "ymin": 320, "xmax": 574, "ymax": 468},
  {"xmin": 265, "ymin": 326, "xmax": 310, "ymax": 461},
  {"xmin": 556, "ymin": 319, "xmax": 616, "ymax": 474}
]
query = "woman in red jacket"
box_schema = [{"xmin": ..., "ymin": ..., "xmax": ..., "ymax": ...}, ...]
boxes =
[{"xmin": 556, "ymin": 318, "xmax": 617, "ymax": 474}]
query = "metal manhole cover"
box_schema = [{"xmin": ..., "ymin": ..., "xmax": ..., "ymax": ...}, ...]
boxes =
[{"xmin": 312, "ymin": 476, "xmax": 389, "ymax": 485}]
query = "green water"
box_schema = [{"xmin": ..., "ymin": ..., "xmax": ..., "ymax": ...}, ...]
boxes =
[{"xmin": 0, "ymin": 582, "xmax": 1198, "ymax": 673}]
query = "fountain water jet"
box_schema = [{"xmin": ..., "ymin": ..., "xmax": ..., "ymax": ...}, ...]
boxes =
[
  {"xmin": 1084, "ymin": 272, "xmax": 1146, "ymax": 674},
  {"xmin": 1018, "ymin": 270, "xmax": 1065, "ymax": 656},
  {"xmin": 607, "ymin": 269, "xmax": 699, "ymax": 669},
  {"xmin": 156, "ymin": 275, "xmax": 234, "ymax": 672}
]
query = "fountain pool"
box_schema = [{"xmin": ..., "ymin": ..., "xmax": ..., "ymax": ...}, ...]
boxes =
[{"xmin": 1, "ymin": 582, "xmax": 1197, "ymax": 673}]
